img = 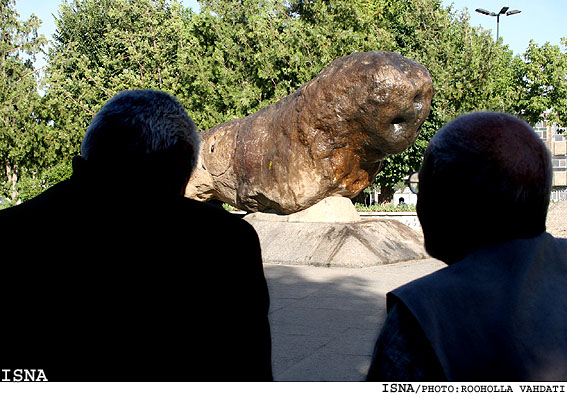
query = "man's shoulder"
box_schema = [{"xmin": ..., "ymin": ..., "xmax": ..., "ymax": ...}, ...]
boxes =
[
  {"xmin": 177, "ymin": 198, "xmax": 231, "ymax": 214},
  {"xmin": 390, "ymin": 232, "xmax": 566, "ymax": 305},
  {"xmin": 548, "ymin": 233, "xmax": 567, "ymax": 251},
  {"xmin": 388, "ymin": 239, "xmax": 511, "ymax": 309},
  {"xmin": 0, "ymin": 180, "xmax": 75, "ymax": 221},
  {"xmin": 174, "ymin": 198, "xmax": 257, "ymax": 234},
  {"xmin": 176, "ymin": 198, "xmax": 238, "ymax": 219}
]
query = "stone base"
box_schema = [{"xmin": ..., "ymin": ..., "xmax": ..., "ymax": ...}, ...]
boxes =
[{"xmin": 243, "ymin": 197, "xmax": 427, "ymax": 267}]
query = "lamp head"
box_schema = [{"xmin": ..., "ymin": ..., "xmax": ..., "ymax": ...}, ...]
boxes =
[{"xmin": 475, "ymin": 8, "xmax": 491, "ymax": 15}]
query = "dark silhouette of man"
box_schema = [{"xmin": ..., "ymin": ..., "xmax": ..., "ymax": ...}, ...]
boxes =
[
  {"xmin": 0, "ymin": 90, "xmax": 272, "ymax": 381},
  {"xmin": 367, "ymin": 112, "xmax": 567, "ymax": 381}
]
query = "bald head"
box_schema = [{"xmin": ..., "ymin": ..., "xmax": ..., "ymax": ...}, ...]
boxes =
[{"xmin": 417, "ymin": 112, "xmax": 552, "ymax": 264}]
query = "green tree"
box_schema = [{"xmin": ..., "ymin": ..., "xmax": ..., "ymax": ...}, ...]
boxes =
[
  {"xmin": 512, "ymin": 39, "xmax": 567, "ymax": 127},
  {"xmin": 186, "ymin": 0, "xmax": 322, "ymax": 128},
  {"xmin": 374, "ymin": 3, "xmax": 517, "ymax": 201},
  {"xmin": 286, "ymin": 1, "xmax": 517, "ymax": 201},
  {"xmin": 20, "ymin": 0, "xmax": 542, "ymax": 206},
  {"xmin": 43, "ymin": 0, "xmax": 192, "ymax": 161},
  {"xmin": 0, "ymin": 0, "xmax": 47, "ymax": 203},
  {"xmin": 190, "ymin": 0, "xmax": 520, "ymax": 202},
  {"xmin": 186, "ymin": 0, "xmax": 399, "ymax": 129}
]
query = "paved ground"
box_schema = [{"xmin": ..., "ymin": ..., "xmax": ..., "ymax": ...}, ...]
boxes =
[
  {"xmin": 261, "ymin": 202, "xmax": 565, "ymax": 382},
  {"xmin": 547, "ymin": 200, "xmax": 567, "ymax": 238},
  {"xmin": 264, "ymin": 258, "xmax": 445, "ymax": 381}
]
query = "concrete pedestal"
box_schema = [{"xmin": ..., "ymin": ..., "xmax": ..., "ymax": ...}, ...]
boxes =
[{"xmin": 244, "ymin": 197, "xmax": 427, "ymax": 267}]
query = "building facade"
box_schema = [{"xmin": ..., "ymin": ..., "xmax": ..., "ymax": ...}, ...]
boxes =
[{"xmin": 534, "ymin": 120, "xmax": 567, "ymax": 201}]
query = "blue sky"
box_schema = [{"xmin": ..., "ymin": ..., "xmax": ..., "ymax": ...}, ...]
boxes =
[
  {"xmin": 14, "ymin": 0, "xmax": 566, "ymax": 62},
  {"xmin": 441, "ymin": 0, "xmax": 566, "ymax": 54}
]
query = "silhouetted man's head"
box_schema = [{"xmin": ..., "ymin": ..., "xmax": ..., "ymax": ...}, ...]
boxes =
[
  {"xmin": 417, "ymin": 112, "xmax": 552, "ymax": 264},
  {"xmin": 79, "ymin": 90, "xmax": 200, "ymax": 197}
]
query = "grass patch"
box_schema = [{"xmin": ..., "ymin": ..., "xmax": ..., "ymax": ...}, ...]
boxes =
[{"xmin": 354, "ymin": 203, "xmax": 416, "ymax": 212}]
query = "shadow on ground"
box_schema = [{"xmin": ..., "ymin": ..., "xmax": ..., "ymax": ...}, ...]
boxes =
[
  {"xmin": 264, "ymin": 260, "xmax": 445, "ymax": 381},
  {"xmin": 265, "ymin": 265, "xmax": 388, "ymax": 381}
]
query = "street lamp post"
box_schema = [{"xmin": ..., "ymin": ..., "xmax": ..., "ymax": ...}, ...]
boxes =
[{"xmin": 475, "ymin": 6, "xmax": 521, "ymax": 41}]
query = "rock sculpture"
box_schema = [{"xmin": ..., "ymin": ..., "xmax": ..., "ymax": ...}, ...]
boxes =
[{"xmin": 186, "ymin": 51, "xmax": 433, "ymax": 214}]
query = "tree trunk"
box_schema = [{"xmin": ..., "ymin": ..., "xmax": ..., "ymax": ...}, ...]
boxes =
[
  {"xmin": 5, "ymin": 163, "xmax": 19, "ymax": 203},
  {"xmin": 379, "ymin": 183, "xmax": 394, "ymax": 204},
  {"xmin": 351, "ymin": 191, "xmax": 367, "ymax": 205}
]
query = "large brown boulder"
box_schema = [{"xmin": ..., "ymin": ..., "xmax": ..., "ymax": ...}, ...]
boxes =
[{"xmin": 186, "ymin": 51, "xmax": 433, "ymax": 214}]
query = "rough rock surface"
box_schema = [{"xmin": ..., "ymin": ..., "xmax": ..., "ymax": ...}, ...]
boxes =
[{"xmin": 186, "ymin": 51, "xmax": 433, "ymax": 214}]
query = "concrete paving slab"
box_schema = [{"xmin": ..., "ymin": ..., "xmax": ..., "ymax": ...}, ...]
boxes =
[
  {"xmin": 322, "ymin": 327, "xmax": 380, "ymax": 357},
  {"xmin": 276, "ymin": 351, "xmax": 372, "ymax": 382},
  {"xmin": 264, "ymin": 258, "xmax": 445, "ymax": 381},
  {"xmin": 271, "ymin": 332, "xmax": 329, "ymax": 376}
]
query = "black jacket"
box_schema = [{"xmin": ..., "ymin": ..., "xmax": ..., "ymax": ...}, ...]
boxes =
[
  {"xmin": 0, "ymin": 172, "xmax": 272, "ymax": 381},
  {"xmin": 389, "ymin": 233, "xmax": 567, "ymax": 381}
]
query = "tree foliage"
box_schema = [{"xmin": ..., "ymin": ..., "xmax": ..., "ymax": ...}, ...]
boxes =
[
  {"xmin": 44, "ymin": 0, "xmax": 191, "ymax": 150},
  {"xmin": 182, "ymin": 0, "xmax": 520, "ymax": 200},
  {"xmin": 183, "ymin": 0, "xmax": 393, "ymax": 128},
  {"xmin": 2, "ymin": 0, "xmax": 567, "ymax": 205},
  {"xmin": 370, "ymin": 2, "xmax": 517, "ymax": 199},
  {"xmin": 0, "ymin": 0, "xmax": 47, "ymax": 202},
  {"xmin": 512, "ymin": 39, "xmax": 567, "ymax": 126}
]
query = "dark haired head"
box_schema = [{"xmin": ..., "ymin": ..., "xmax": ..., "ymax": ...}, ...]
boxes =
[{"xmin": 78, "ymin": 90, "xmax": 200, "ymax": 197}]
